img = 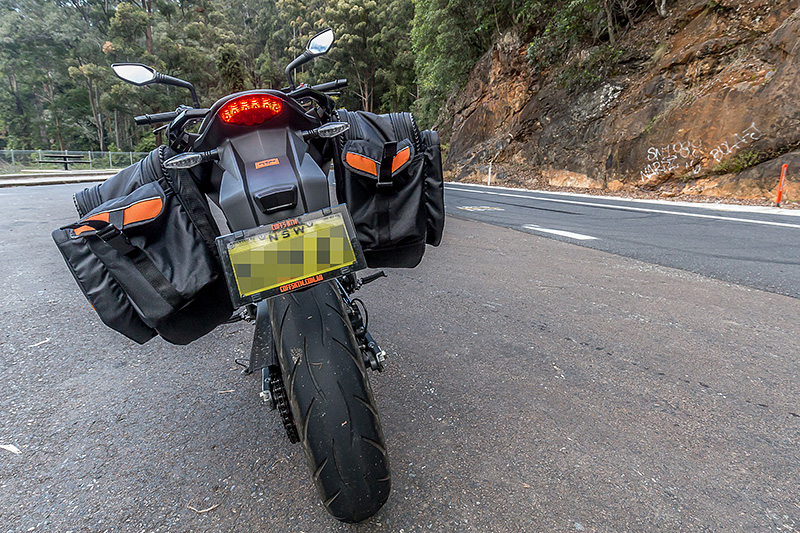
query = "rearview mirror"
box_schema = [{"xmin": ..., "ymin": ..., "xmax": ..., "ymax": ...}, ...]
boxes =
[
  {"xmin": 306, "ymin": 29, "xmax": 334, "ymax": 57},
  {"xmin": 111, "ymin": 63, "xmax": 200, "ymax": 108},
  {"xmin": 286, "ymin": 29, "xmax": 335, "ymax": 89},
  {"xmin": 112, "ymin": 64, "xmax": 156, "ymax": 86}
]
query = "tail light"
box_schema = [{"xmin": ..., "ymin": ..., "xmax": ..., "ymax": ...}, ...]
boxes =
[{"xmin": 218, "ymin": 94, "xmax": 283, "ymax": 126}]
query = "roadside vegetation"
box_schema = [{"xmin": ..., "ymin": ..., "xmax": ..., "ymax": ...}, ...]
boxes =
[{"xmin": 0, "ymin": 0, "xmax": 669, "ymax": 151}]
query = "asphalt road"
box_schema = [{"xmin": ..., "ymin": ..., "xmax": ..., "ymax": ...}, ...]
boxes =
[
  {"xmin": 1, "ymin": 183, "xmax": 799, "ymax": 532},
  {"xmin": 446, "ymin": 183, "xmax": 800, "ymax": 299}
]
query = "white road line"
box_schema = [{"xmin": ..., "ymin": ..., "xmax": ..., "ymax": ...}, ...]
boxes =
[
  {"xmin": 447, "ymin": 186, "xmax": 800, "ymax": 229},
  {"xmin": 446, "ymin": 182, "xmax": 800, "ymax": 217},
  {"xmin": 457, "ymin": 206, "xmax": 505, "ymax": 212},
  {"xmin": 522, "ymin": 224, "xmax": 598, "ymax": 240}
]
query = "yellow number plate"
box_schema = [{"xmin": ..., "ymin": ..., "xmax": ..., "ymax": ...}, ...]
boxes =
[{"xmin": 217, "ymin": 205, "xmax": 365, "ymax": 305}]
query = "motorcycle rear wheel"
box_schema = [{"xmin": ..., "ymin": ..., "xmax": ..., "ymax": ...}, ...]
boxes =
[{"xmin": 269, "ymin": 281, "xmax": 391, "ymax": 522}]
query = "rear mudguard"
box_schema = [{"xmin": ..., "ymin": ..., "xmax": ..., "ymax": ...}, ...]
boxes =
[
  {"xmin": 250, "ymin": 300, "xmax": 276, "ymax": 373},
  {"xmin": 216, "ymin": 128, "xmax": 331, "ymax": 231}
]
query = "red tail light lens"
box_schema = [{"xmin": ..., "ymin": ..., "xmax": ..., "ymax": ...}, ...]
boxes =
[{"xmin": 218, "ymin": 94, "xmax": 283, "ymax": 126}]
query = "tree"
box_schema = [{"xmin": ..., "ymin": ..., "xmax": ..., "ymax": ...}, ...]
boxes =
[
  {"xmin": 315, "ymin": 0, "xmax": 415, "ymax": 113},
  {"xmin": 321, "ymin": 0, "xmax": 384, "ymax": 112},
  {"xmin": 216, "ymin": 43, "xmax": 246, "ymax": 92},
  {"xmin": 412, "ymin": 0, "xmax": 490, "ymax": 126},
  {"xmin": 656, "ymin": 0, "xmax": 668, "ymax": 18},
  {"xmin": 69, "ymin": 63, "xmax": 111, "ymax": 150},
  {"xmin": 0, "ymin": 0, "xmax": 422, "ymax": 149}
]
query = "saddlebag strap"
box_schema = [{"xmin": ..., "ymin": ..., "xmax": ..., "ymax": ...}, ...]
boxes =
[
  {"xmin": 376, "ymin": 141, "xmax": 397, "ymax": 244},
  {"xmin": 73, "ymin": 219, "xmax": 186, "ymax": 309},
  {"xmin": 377, "ymin": 141, "xmax": 397, "ymax": 190},
  {"xmin": 157, "ymin": 145, "xmax": 221, "ymax": 261},
  {"xmin": 163, "ymin": 169, "xmax": 220, "ymax": 260}
]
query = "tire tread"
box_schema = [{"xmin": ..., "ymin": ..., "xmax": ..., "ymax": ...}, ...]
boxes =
[{"xmin": 269, "ymin": 282, "xmax": 390, "ymax": 523}]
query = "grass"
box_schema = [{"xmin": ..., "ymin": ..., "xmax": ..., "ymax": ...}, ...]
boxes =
[{"xmin": 714, "ymin": 150, "xmax": 761, "ymax": 174}]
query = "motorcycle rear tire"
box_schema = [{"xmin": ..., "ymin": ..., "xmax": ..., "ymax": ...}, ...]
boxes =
[{"xmin": 269, "ymin": 281, "xmax": 391, "ymax": 523}]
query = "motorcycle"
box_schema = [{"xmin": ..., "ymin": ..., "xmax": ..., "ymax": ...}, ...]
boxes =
[{"xmin": 111, "ymin": 29, "xmax": 393, "ymax": 522}]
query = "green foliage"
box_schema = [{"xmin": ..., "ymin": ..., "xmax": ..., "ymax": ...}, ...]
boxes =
[
  {"xmin": 216, "ymin": 43, "xmax": 247, "ymax": 92},
  {"xmin": 409, "ymin": 0, "xmax": 641, "ymax": 126},
  {"xmin": 526, "ymin": 0, "xmax": 602, "ymax": 74},
  {"xmin": 2, "ymin": 0, "xmax": 655, "ymax": 149},
  {"xmin": 526, "ymin": 0, "xmax": 653, "ymax": 79},
  {"xmin": 133, "ymin": 134, "xmax": 158, "ymax": 153},
  {"xmin": 714, "ymin": 150, "xmax": 761, "ymax": 174},
  {"xmin": 1, "ymin": 0, "xmax": 421, "ymax": 149},
  {"xmin": 315, "ymin": 0, "xmax": 416, "ymax": 113},
  {"xmin": 110, "ymin": 2, "xmax": 149, "ymax": 50},
  {"xmin": 411, "ymin": 0, "xmax": 497, "ymax": 127},
  {"xmin": 556, "ymin": 45, "xmax": 623, "ymax": 89}
]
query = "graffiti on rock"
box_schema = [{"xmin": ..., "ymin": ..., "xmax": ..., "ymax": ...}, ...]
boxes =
[
  {"xmin": 709, "ymin": 123, "xmax": 762, "ymax": 162},
  {"xmin": 640, "ymin": 139, "xmax": 703, "ymax": 181},
  {"xmin": 639, "ymin": 123, "xmax": 762, "ymax": 181}
]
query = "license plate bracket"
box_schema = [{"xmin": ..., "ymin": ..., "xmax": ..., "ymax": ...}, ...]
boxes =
[{"xmin": 216, "ymin": 204, "xmax": 366, "ymax": 307}]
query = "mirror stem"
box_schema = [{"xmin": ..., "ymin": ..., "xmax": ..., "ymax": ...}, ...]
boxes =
[
  {"xmin": 285, "ymin": 51, "xmax": 312, "ymax": 90},
  {"xmin": 155, "ymin": 73, "xmax": 200, "ymax": 108}
]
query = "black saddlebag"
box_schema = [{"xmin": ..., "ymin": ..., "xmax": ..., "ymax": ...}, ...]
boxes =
[
  {"xmin": 334, "ymin": 109, "xmax": 444, "ymax": 268},
  {"xmin": 52, "ymin": 146, "xmax": 233, "ymax": 345}
]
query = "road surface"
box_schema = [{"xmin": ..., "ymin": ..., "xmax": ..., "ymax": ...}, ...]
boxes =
[
  {"xmin": 0, "ymin": 183, "xmax": 798, "ymax": 532},
  {"xmin": 446, "ymin": 183, "xmax": 800, "ymax": 299}
]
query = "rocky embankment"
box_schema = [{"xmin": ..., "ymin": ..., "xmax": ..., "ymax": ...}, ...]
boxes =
[{"xmin": 444, "ymin": 0, "xmax": 800, "ymax": 204}]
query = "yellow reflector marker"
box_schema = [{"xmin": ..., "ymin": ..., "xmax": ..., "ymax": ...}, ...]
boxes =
[{"xmin": 227, "ymin": 212, "xmax": 357, "ymax": 297}]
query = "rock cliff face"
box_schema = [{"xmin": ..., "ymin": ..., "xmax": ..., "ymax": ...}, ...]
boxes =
[{"xmin": 444, "ymin": 0, "xmax": 800, "ymax": 202}]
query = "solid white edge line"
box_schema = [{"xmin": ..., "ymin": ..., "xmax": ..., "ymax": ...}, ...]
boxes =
[
  {"xmin": 447, "ymin": 186, "xmax": 800, "ymax": 229},
  {"xmin": 522, "ymin": 225, "xmax": 598, "ymax": 240},
  {"xmin": 445, "ymin": 181, "xmax": 800, "ymax": 218}
]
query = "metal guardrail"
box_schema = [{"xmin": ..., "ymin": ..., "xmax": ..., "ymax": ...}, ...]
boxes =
[{"xmin": 0, "ymin": 150, "xmax": 149, "ymax": 174}]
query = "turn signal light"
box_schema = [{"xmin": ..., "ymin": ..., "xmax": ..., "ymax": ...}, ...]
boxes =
[{"xmin": 218, "ymin": 95, "xmax": 283, "ymax": 126}]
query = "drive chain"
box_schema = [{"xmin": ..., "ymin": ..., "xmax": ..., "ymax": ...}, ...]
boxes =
[{"xmin": 269, "ymin": 369, "xmax": 300, "ymax": 444}]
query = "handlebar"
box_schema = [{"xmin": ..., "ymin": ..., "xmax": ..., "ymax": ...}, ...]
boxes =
[
  {"xmin": 134, "ymin": 111, "xmax": 180, "ymax": 125},
  {"xmin": 134, "ymin": 80, "xmax": 347, "ymax": 128},
  {"xmin": 135, "ymin": 107, "xmax": 209, "ymax": 127},
  {"xmin": 311, "ymin": 79, "xmax": 348, "ymax": 92}
]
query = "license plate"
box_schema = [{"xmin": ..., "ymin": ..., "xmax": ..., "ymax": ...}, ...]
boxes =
[{"xmin": 216, "ymin": 205, "xmax": 366, "ymax": 306}]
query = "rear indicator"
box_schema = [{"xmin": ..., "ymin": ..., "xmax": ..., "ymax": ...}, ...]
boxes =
[{"xmin": 218, "ymin": 94, "xmax": 283, "ymax": 126}]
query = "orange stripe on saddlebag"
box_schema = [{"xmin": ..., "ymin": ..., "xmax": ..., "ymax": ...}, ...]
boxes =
[
  {"xmin": 391, "ymin": 146, "xmax": 410, "ymax": 173},
  {"xmin": 345, "ymin": 152, "xmax": 377, "ymax": 177},
  {"xmin": 123, "ymin": 197, "xmax": 163, "ymax": 226},
  {"xmin": 74, "ymin": 212, "xmax": 110, "ymax": 235}
]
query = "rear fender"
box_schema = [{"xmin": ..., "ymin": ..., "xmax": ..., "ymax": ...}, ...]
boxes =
[
  {"xmin": 250, "ymin": 299, "xmax": 276, "ymax": 373},
  {"xmin": 217, "ymin": 128, "xmax": 330, "ymax": 231}
]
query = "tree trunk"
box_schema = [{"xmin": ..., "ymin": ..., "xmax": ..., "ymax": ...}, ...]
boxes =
[
  {"xmin": 142, "ymin": 0, "xmax": 153, "ymax": 54},
  {"xmin": 657, "ymin": 0, "xmax": 668, "ymax": 18},
  {"xmin": 604, "ymin": 0, "xmax": 615, "ymax": 46},
  {"xmin": 98, "ymin": 85, "xmax": 105, "ymax": 151},
  {"xmin": 55, "ymin": 113, "xmax": 64, "ymax": 151},
  {"xmin": 39, "ymin": 122, "xmax": 48, "ymax": 147},
  {"xmin": 114, "ymin": 109, "xmax": 120, "ymax": 149},
  {"xmin": 353, "ymin": 59, "xmax": 369, "ymax": 112},
  {"xmin": 369, "ymin": 67, "xmax": 375, "ymax": 113},
  {"xmin": 107, "ymin": 114, "xmax": 113, "ymax": 148},
  {"xmin": 86, "ymin": 80, "xmax": 105, "ymax": 151},
  {"xmin": 97, "ymin": 111, "xmax": 105, "ymax": 151},
  {"xmin": 44, "ymin": 75, "xmax": 64, "ymax": 150}
]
